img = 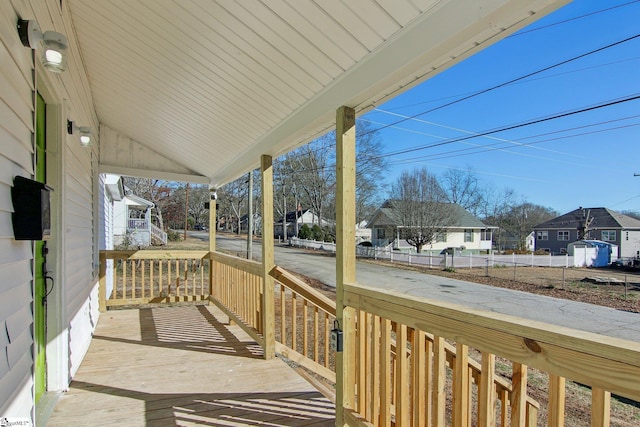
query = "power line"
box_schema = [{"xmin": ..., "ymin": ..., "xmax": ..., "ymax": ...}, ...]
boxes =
[
  {"xmin": 390, "ymin": 121, "xmax": 640, "ymax": 165},
  {"xmin": 282, "ymin": 99, "xmax": 640, "ymax": 178},
  {"xmin": 362, "ymin": 33, "xmax": 640, "ymax": 136},
  {"xmin": 375, "ymin": 93, "xmax": 640, "ymax": 159},
  {"xmin": 383, "ymin": 55, "xmax": 640, "ymax": 112},
  {"xmin": 370, "ymin": 113, "xmax": 640, "ymax": 166},
  {"xmin": 511, "ymin": 0, "xmax": 640, "ymax": 37}
]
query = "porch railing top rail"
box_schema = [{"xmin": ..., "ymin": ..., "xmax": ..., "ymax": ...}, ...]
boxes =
[{"xmin": 343, "ymin": 281, "xmax": 640, "ymax": 402}]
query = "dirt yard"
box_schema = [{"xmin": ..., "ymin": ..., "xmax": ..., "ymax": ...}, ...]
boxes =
[{"xmin": 363, "ymin": 260, "xmax": 640, "ymax": 313}]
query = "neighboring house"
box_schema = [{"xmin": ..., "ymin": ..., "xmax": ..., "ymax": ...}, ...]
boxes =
[
  {"xmin": 533, "ymin": 207, "xmax": 640, "ymax": 257},
  {"xmin": 240, "ymin": 213, "xmax": 262, "ymax": 235},
  {"xmin": 367, "ymin": 200, "xmax": 495, "ymax": 254},
  {"xmin": 113, "ymin": 193, "xmax": 152, "ymax": 247},
  {"xmin": 355, "ymin": 220, "xmax": 372, "ymax": 244},
  {"xmin": 495, "ymin": 231, "xmax": 536, "ymax": 252},
  {"xmin": 274, "ymin": 209, "xmax": 331, "ymax": 239},
  {"xmin": 526, "ymin": 231, "xmax": 536, "ymax": 252},
  {"xmin": 101, "ymin": 175, "xmax": 125, "ymax": 298}
]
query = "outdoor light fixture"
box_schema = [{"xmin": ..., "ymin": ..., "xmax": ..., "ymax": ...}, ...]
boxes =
[
  {"xmin": 17, "ymin": 19, "xmax": 68, "ymax": 73},
  {"xmin": 67, "ymin": 120, "xmax": 92, "ymax": 147}
]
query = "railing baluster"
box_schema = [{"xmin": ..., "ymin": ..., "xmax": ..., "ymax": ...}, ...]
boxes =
[
  {"xmin": 291, "ymin": 292, "xmax": 297, "ymax": 352},
  {"xmin": 150, "ymin": 259, "xmax": 155, "ymax": 299},
  {"xmin": 314, "ymin": 306, "xmax": 319, "ymax": 363},
  {"xmin": 511, "ymin": 362, "xmax": 528, "ymax": 427},
  {"xmin": 478, "ymin": 352, "xmax": 496, "ymax": 427},
  {"xmin": 592, "ymin": 388, "xmax": 611, "ymax": 427},
  {"xmin": 499, "ymin": 389, "xmax": 509, "ymax": 426},
  {"xmin": 370, "ymin": 315, "xmax": 380, "ymax": 424},
  {"xmin": 548, "ymin": 374, "xmax": 565, "ymax": 427},
  {"xmin": 412, "ymin": 329, "xmax": 427, "ymax": 427},
  {"xmin": 433, "ymin": 335, "xmax": 446, "ymax": 427},
  {"xmin": 364, "ymin": 313, "xmax": 373, "ymax": 421},
  {"xmin": 303, "ymin": 300, "xmax": 308, "ymax": 357},
  {"xmin": 132, "ymin": 260, "xmax": 137, "ymax": 298},
  {"xmin": 141, "ymin": 259, "xmax": 145, "ymax": 300},
  {"xmin": 280, "ymin": 284, "xmax": 286, "ymax": 343},
  {"xmin": 358, "ymin": 310, "xmax": 366, "ymax": 414},
  {"xmin": 167, "ymin": 259, "xmax": 172, "ymax": 296},
  {"xmin": 324, "ymin": 312, "xmax": 330, "ymax": 369},
  {"xmin": 122, "ymin": 260, "xmax": 127, "ymax": 299},
  {"xmin": 380, "ymin": 318, "xmax": 392, "ymax": 426}
]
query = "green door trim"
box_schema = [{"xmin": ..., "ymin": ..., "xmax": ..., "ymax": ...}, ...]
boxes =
[{"xmin": 35, "ymin": 93, "xmax": 47, "ymax": 403}]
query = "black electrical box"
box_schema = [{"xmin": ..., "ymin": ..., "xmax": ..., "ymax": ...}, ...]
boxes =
[{"xmin": 11, "ymin": 176, "xmax": 52, "ymax": 240}]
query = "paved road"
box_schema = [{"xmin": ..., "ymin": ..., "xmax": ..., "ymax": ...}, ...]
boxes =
[{"xmin": 194, "ymin": 232, "xmax": 640, "ymax": 342}]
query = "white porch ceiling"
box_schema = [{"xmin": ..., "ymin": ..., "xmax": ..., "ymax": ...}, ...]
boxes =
[{"xmin": 68, "ymin": 0, "xmax": 569, "ymax": 187}]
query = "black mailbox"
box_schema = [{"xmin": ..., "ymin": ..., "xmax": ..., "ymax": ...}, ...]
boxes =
[{"xmin": 11, "ymin": 176, "xmax": 52, "ymax": 240}]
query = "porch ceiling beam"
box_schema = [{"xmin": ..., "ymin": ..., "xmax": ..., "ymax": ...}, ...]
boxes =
[{"xmin": 98, "ymin": 165, "xmax": 209, "ymax": 185}]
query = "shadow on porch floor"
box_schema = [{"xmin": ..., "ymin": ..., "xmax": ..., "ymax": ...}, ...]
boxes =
[{"xmin": 48, "ymin": 305, "xmax": 334, "ymax": 426}]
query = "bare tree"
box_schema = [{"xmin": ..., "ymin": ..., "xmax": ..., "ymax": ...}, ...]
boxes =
[
  {"xmin": 500, "ymin": 202, "xmax": 558, "ymax": 250},
  {"xmin": 188, "ymin": 185, "xmax": 210, "ymax": 227},
  {"xmin": 392, "ymin": 168, "xmax": 458, "ymax": 253},
  {"xmin": 478, "ymin": 187, "xmax": 516, "ymax": 250},
  {"xmin": 218, "ymin": 176, "xmax": 248, "ymax": 234},
  {"xmin": 122, "ymin": 177, "xmax": 171, "ymax": 230},
  {"xmin": 276, "ymin": 120, "xmax": 387, "ymax": 226},
  {"xmin": 441, "ymin": 168, "xmax": 484, "ymax": 217}
]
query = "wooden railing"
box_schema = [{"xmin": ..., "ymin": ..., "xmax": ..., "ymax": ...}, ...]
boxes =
[
  {"xmin": 98, "ymin": 250, "xmax": 640, "ymax": 426},
  {"xmin": 127, "ymin": 218, "xmax": 147, "ymax": 230},
  {"xmin": 342, "ymin": 282, "xmax": 640, "ymax": 427},
  {"xmin": 99, "ymin": 250, "xmax": 210, "ymax": 310},
  {"xmin": 268, "ymin": 265, "xmax": 539, "ymax": 423},
  {"xmin": 270, "ymin": 266, "xmax": 337, "ymax": 383},
  {"xmin": 208, "ymin": 251, "xmax": 265, "ymax": 346},
  {"xmin": 150, "ymin": 223, "xmax": 167, "ymax": 245}
]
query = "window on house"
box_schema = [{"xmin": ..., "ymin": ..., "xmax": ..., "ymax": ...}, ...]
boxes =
[
  {"xmin": 480, "ymin": 229, "xmax": 492, "ymax": 241},
  {"xmin": 376, "ymin": 228, "xmax": 385, "ymax": 239},
  {"xmin": 558, "ymin": 231, "xmax": 569, "ymax": 241},
  {"xmin": 602, "ymin": 230, "xmax": 616, "ymax": 242},
  {"xmin": 537, "ymin": 231, "xmax": 548, "ymax": 240},
  {"xmin": 464, "ymin": 229, "xmax": 474, "ymax": 242}
]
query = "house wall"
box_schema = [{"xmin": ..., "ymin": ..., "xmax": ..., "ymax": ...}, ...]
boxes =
[
  {"xmin": 534, "ymin": 228, "xmax": 579, "ymax": 254},
  {"xmin": 99, "ymin": 176, "xmax": 114, "ymax": 300},
  {"xmin": 621, "ymin": 230, "xmax": 640, "ymax": 259},
  {"xmin": 0, "ymin": 0, "xmax": 99, "ymax": 420},
  {"xmin": 112, "ymin": 197, "xmax": 127, "ymax": 237},
  {"xmin": 395, "ymin": 228, "xmax": 491, "ymax": 253}
]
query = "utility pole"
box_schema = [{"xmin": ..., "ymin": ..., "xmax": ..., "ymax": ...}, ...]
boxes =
[
  {"xmin": 293, "ymin": 183, "xmax": 299, "ymax": 238},
  {"xmin": 184, "ymin": 183, "xmax": 190, "ymax": 241},
  {"xmin": 247, "ymin": 171, "xmax": 253, "ymax": 260},
  {"xmin": 282, "ymin": 183, "xmax": 287, "ymax": 240}
]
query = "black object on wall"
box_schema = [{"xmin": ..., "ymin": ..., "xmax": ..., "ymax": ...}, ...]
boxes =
[{"xmin": 11, "ymin": 176, "xmax": 53, "ymax": 240}]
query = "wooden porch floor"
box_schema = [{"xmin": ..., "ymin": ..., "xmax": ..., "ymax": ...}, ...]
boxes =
[{"xmin": 48, "ymin": 305, "xmax": 335, "ymax": 426}]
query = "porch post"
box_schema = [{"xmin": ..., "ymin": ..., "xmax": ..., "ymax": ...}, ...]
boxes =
[
  {"xmin": 208, "ymin": 188, "xmax": 217, "ymax": 298},
  {"xmin": 335, "ymin": 105, "xmax": 356, "ymax": 425},
  {"xmin": 208, "ymin": 189, "xmax": 217, "ymax": 252},
  {"xmin": 261, "ymin": 155, "xmax": 276, "ymax": 359}
]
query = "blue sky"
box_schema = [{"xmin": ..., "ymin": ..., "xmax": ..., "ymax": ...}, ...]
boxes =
[{"xmin": 362, "ymin": 0, "xmax": 640, "ymax": 214}]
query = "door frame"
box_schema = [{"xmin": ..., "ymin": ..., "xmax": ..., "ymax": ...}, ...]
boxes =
[{"xmin": 35, "ymin": 68, "xmax": 68, "ymax": 395}]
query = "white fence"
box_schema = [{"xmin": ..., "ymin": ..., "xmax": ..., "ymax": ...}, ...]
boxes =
[{"xmin": 289, "ymin": 237, "xmax": 573, "ymax": 268}]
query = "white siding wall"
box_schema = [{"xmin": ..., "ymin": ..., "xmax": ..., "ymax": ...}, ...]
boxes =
[
  {"xmin": 0, "ymin": 0, "xmax": 37, "ymax": 417},
  {"xmin": 1, "ymin": 0, "xmax": 99, "ymax": 418},
  {"xmin": 99, "ymin": 174, "xmax": 115, "ymax": 298},
  {"xmin": 622, "ymin": 230, "xmax": 640, "ymax": 259}
]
